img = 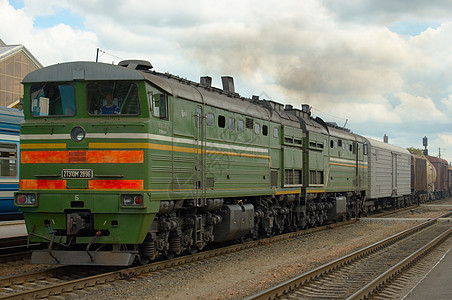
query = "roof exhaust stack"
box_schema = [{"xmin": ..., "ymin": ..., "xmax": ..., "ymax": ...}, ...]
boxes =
[
  {"xmin": 221, "ymin": 76, "xmax": 235, "ymax": 93},
  {"xmin": 200, "ymin": 76, "xmax": 212, "ymax": 87},
  {"xmin": 301, "ymin": 104, "xmax": 311, "ymax": 115},
  {"xmin": 383, "ymin": 134, "xmax": 388, "ymax": 143}
]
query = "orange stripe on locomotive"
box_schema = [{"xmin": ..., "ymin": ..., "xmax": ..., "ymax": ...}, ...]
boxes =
[
  {"xmin": 21, "ymin": 150, "xmax": 144, "ymax": 164},
  {"xmin": 20, "ymin": 179, "xmax": 144, "ymax": 190}
]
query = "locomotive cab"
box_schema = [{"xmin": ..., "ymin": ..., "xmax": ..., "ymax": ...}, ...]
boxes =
[{"xmin": 16, "ymin": 62, "xmax": 156, "ymax": 265}]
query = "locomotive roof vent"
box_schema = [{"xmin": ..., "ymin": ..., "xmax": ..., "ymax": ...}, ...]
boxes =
[
  {"xmin": 118, "ymin": 60, "xmax": 153, "ymax": 71},
  {"xmin": 302, "ymin": 104, "xmax": 311, "ymax": 115},
  {"xmin": 221, "ymin": 76, "xmax": 235, "ymax": 93},
  {"xmin": 200, "ymin": 76, "xmax": 212, "ymax": 87}
]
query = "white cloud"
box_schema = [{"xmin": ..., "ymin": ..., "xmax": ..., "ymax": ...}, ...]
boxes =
[
  {"xmin": 0, "ymin": 0, "xmax": 97, "ymax": 65},
  {"xmin": 393, "ymin": 92, "xmax": 445, "ymax": 122},
  {"xmin": 1, "ymin": 0, "xmax": 452, "ymax": 161},
  {"xmin": 0, "ymin": 1, "xmax": 34, "ymax": 42}
]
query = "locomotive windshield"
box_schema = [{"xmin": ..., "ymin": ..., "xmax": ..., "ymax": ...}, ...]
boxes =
[
  {"xmin": 86, "ymin": 81, "xmax": 140, "ymax": 116},
  {"xmin": 30, "ymin": 83, "xmax": 75, "ymax": 117}
]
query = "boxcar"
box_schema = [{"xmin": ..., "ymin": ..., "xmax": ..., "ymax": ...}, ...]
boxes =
[
  {"xmin": 426, "ymin": 155, "xmax": 450, "ymax": 199},
  {"xmin": 365, "ymin": 138, "xmax": 412, "ymax": 208},
  {"xmin": 410, "ymin": 153, "xmax": 428, "ymax": 203}
]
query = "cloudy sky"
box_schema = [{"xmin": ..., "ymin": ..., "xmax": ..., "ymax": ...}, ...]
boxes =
[{"xmin": 1, "ymin": 0, "xmax": 452, "ymax": 161}]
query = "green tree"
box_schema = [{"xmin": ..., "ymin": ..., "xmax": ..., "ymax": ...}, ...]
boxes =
[{"xmin": 407, "ymin": 147, "xmax": 423, "ymax": 155}]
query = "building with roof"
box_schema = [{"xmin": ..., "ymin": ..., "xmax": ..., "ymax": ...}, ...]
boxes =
[{"xmin": 0, "ymin": 38, "xmax": 42, "ymax": 108}]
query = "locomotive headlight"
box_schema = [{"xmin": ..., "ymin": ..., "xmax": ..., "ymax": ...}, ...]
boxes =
[
  {"xmin": 71, "ymin": 126, "xmax": 86, "ymax": 142},
  {"xmin": 15, "ymin": 193, "xmax": 37, "ymax": 206},
  {"xmin": 121, "ymin": 194, "xmax": 144, "ymax": 207}
]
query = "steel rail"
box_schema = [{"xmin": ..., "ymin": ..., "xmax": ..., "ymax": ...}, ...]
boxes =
[
  {"xmin": 245, "ymin": 211, "xmax": 452, "ymax": 300},
  {"xmin": 0, "ymin": 220, "xmax": 355, "ymax": 299},
  {"xmin": 0, "ymin": 266, "xmax": 71, "ymax": 288},
  {"xmin": 347, "ymin": 227, "xmax": 452, "ymax": 300}
]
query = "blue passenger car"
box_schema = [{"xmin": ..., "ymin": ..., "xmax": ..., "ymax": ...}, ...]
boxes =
[{"xmin": 0, "ymin": 107, "xmax": 23, "ymax": 220}]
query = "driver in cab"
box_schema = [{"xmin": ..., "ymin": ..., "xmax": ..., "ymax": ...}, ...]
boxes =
[{"xmin": 101, "ymin": 93, "xmax": 120, "ymax": 114}]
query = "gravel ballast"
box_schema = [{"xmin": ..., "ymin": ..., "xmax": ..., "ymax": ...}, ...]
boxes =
[{"xmin": 4, "ymin": 202, "xmax": 450, "ymax": 299}]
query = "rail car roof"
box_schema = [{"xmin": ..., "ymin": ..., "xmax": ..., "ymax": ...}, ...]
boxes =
[
  {"xmin": 22, "ymin": 61, "xmax": 303, "ymax": 128},
  {"xmin": 143, "ymin": 71, "xmax": 276, "ymax": 123},
  {"xmin": 364, "ymin": 137, "xmax": 410, "ymax": 155},
  {"xmin": 425, "ymin": 155, "xmax": 448, "ymax": 164},
  {"xmin": 0, "ymin": 107, "xmax": 23, "ymax": 134},
  {"xmin": 22, "ymin": 61, "xmax": 144, "ymax": 83},
  {"xmin": 410, "ymin": 153, "xmax": 427, "ymax": 160}
]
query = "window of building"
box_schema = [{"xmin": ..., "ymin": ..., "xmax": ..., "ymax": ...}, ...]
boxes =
[{"xmin": 0, "ymin": 52, "xmax": 39, "ymax": 107}]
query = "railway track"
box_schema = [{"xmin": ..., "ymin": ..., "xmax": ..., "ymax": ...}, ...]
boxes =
[
  {"xmin": 0, "ymin": 220, "xmax": 356, "ymax": 299},
  {"xmin": 245, "ymin": 211, "xmax": 452, "ymax": 300},
  {"xmin": 0, "ymin": 202, "xmax": 447, "ymax": 299}
]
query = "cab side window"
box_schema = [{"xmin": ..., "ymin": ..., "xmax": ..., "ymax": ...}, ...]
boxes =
[{"xmin": 151, "ymin": 93, "xmax": 168, "ymax": 120}]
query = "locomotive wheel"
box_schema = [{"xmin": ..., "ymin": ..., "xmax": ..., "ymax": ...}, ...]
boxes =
[
  {"xmin": 164, "ymin": 251, "xmax": 175, "ymax": 259},
  {"xmin": 138, "ymin": 256, "xmax": 150, "ymax": 265},
  {"xmin": 187, "ymin": 246, "xmax": 198, "ymax": 255}
]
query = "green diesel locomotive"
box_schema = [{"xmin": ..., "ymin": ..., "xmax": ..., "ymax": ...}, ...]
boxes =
[{"xmin": 16, "ymin": 60, "xmax": 369, "ymax": 265}]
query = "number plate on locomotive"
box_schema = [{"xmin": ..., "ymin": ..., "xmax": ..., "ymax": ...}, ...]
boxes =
[{"xmin": 62, "ymin": 169, "xmax": 93, "ymax": 179}]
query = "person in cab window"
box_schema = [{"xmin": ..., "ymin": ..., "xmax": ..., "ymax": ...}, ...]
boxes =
[{"xmin": 101, "ymin": 93, "xmax": 120, "ymax": 114}]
